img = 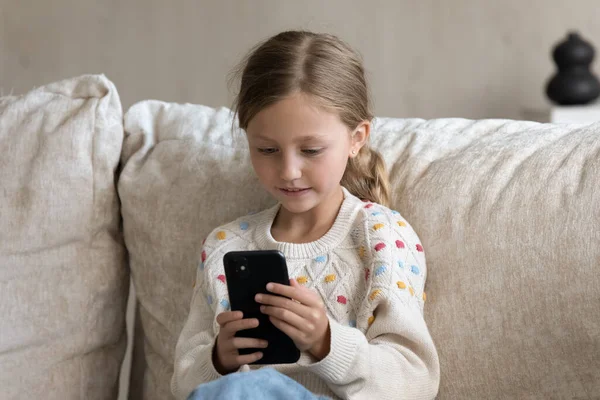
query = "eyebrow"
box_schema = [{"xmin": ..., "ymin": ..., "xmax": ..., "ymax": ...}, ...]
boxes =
[{"xmin": 253, "ymin": 134, "xmax": 327, "ymax": 143}]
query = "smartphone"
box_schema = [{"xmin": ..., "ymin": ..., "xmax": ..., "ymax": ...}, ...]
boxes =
[{"xmin": 223, "ymin": 250, "xmax": 301, "ymax": 364}]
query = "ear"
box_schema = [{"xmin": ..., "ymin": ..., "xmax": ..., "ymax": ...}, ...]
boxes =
[{"xmin": 349, "ymin": 120, "xmax": 370, "ymax": 158}]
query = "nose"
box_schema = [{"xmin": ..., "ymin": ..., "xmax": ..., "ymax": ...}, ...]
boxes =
[{"xmin": 279, "ymin": 152, "xmax": 302, "ymax": 182}]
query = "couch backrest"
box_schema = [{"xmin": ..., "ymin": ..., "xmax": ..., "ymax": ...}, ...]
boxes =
[{"xmin": 119, "ymin": 102, "xmax": 600, "ymax": 399}]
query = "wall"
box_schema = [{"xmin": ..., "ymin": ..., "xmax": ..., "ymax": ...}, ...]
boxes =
[
  {"xmin": 2, "ymin": 1, "xmax": 600, "ymax": 119},
  {"xmin": 2, "ymin": 2, "xmax": 599, "ymax": 399}
]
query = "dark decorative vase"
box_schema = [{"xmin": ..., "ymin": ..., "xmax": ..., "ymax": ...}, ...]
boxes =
[{"xmin": 546, "ymin": 32, "xmax": 600, "ymax": 105}]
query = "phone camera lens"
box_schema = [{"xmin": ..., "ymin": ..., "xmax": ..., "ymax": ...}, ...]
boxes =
[{"xmin": 234, "ymin": 256, "xmax": 250, "ymax": 278}]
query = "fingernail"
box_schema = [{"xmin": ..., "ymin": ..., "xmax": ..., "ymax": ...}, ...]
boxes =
[
  {"xmin": 266, "ymin": 283, "xmax": 274, "ymax": 291},
  {"xmin": 262, "ymin": 341, "xmax": 269, "ymax": 347},
  {"xmin": 257, "ymin": 352, "xmax": 263, "ymax": 359},
  {"xmin": 255, "ymin": 294, "xmax": 262, "ymax": 301},
  {"xmin": 260, "ymin": 305, "xmax": 266, "ymax": 312}
]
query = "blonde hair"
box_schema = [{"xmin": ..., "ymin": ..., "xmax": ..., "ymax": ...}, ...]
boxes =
[{"xmin": 231, "ymin": 30, "xmax": 390, "ymax": 206}]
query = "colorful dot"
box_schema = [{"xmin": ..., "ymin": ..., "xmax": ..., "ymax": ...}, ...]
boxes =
[
  {"xmin": 373, "ymin": 223, "xmax": 384, "ymax": 230},
  {"xmin": 410, "ymin": 265, "xmax": 420, "ymax": 275},
  {"xmin": 217, "ymin": 275, "xmax": 226, "ymax": 283},
  {"xmin": 359, "ymin": 246, "xmax": 366, "ymax": 258},
  {"xmin": 365, "ymin": 203, "xmax": 374, "ymax": 209},
  {"xmin": 409, "ymin": 287, "xmax": 415, "ymax": 296},
  {"xmin": 315, "ymin": 255, "xmax": 327, "ymax": 263},
  {"xmin": 397, "ymin": 281, "xmax": 407, "ymax": 289},
  {"xmin": 423, "ymin": 292, "xmax": 427, "ymax": 301},
  {"xmin": 374, "ymin": 242, "xmax": 386, "ymax": 252},
  {"xmin": 325, "ymin": 274, "xmax": 336, "ymax": 283},
  {"xmin": 416, "ymin": 244, "xmax": 424, "ymax": 252},
  {"xmin": 297, "ymin": 276, "xmax": 308, "ymax": 284},
  {"xmin": 240, "ymin": 222, "xmax": 249, "ymax": 230},
  {"xmin": 220, "ymin": 299, "xmax": 230, "ymax": 309},
  {"xmin": 337, "ymin": 295, "xmax": 347, "ymax": 304},
  {"xmin": 216, "ymin": 231, "xmax": 226, "ymax": 240},
  {"xmin": 375, "ymin": 265, "xmax": 387, "ymax": 276},
  {"xmin": 368, "ymin": 316, "xmax": 375, "ymax": 326},
  {"xmin": 372, "ymin": 212, "xmax": 382, "ymax": 216},
  {"xmin": 395, "ymin": 240, "xmax": 405, "ymax": 249},
  {"xmin": 365, "ymin": 268, "xmax": 370, "ymax": 281},
  {"xmin": 392, "ymin": 210, "xmax": 400, "ymax": 215},
  {"xmin": 397, "ymin": 260, "xmax": 404, "ymax": 269},
  {"xmin": 202, "ymin": 238, "xmax": 206, "ymax": 245},
  {"xmin": 201, "ymin": 251, "xmax": 207, "ymax": 262},
  {"xmin": 198, "ymin": 261, "xmax": 204, "ymax": 271},
  {"xmin": 369, "ymin": 289, "xmax": 382, "ymax": 301},
  {"xmin": 397, "ymin": 221, "xmax": 407, "ymax": 227},
  {"xmin": 207, "ymin": 295, "xmax": 213, "ymax": 305}
]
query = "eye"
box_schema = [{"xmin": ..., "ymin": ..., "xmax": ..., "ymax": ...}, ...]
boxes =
[
  {"xmin": 257, "ymin": 148, "xmax": 278, "ymax": 155},
  {"xmin": 302, "ymin": 148, "xmax": 323, "ymax": 156}
]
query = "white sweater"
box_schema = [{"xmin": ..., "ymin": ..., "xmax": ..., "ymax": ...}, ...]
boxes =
[{"xmin": 171, "ymin": 188, "xmax": 440, "ymax": 400}]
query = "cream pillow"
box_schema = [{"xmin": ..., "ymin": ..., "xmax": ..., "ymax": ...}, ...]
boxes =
[
  {"xmin": 119, "ymin": 102, "xmax": 274, "ymax": 400},
  {"xmin": 120, "ymin": 101, "xmax": 600, "ymax": 399},
  {"xmin": 0, "ymin": 75, "xmax": 128, "ymax": 399}
]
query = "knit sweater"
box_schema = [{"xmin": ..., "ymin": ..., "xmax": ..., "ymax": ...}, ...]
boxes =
[{"xmin": 171, "ymin": 188, "xmax": 440, "ymax": 400}]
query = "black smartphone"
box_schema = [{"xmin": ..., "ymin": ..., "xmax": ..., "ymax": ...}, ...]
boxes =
[{"xmin": 223, "ymin": 250, "xmax": 301, "ymax": 364}]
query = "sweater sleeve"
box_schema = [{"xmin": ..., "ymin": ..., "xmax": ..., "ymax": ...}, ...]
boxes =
[
  {"xmin": 302, "ymin": 209, "xmax": 440, "ymax": 400},
  {"xmin": 170, "ymin": 240, "xmax": 226, "ymax": 400}
]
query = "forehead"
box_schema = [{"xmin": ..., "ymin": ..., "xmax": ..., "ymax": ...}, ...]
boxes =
[{"xmin": 246, "ymin": 93, "xmax": 349, "ymax": 142}]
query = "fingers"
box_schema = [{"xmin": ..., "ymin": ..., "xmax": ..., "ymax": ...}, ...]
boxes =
[
  {"xmin": 216, "ymin": 311, "xmax": 243, "ymax": 326},
  {"xmin": 260, "ymin": 304, "xmax": 309, "ymax": 331},
  {"xmin": 266, "ymin": 282, "xmax": 323, "ymax": 308},
  {"xmin": 255, "ymin": 293, "xmax": 311, "ymax": 318},
  {"xmin": 269, "ymin": 316, "xmax": 306, "ymax": 346},
  {"xmin": 222, "ymin": 317, "xmax": 259, "ymax": 336},
  {"xmin": 231, "ymin": 337, "xmax": 268, "ymax": 350},
  {"xmin": 235, "ymin": 352, "xmax": 264, "ymax": 365}
]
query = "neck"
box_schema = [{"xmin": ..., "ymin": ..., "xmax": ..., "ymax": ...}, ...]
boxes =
[{"xmin": 271, "ymin": 186, "xmax": 344, "ymax": 244}]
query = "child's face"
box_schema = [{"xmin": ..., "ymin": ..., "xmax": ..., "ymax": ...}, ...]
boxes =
[{"xmin": 245, "ymin": 93, "xmax": 367, "ymax": 215}]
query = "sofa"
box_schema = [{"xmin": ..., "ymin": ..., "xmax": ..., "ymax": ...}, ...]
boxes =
[{"xmin": 1, "ymin": 74, "xmax": 598, "ymax": 400}]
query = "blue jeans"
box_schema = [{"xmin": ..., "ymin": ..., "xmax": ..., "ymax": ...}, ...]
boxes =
[{"xmin": 187, "ymin": 368, "xmax": 329, "ymax": 400}]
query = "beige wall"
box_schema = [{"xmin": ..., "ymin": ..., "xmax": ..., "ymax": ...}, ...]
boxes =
[{"xmin": 2, "ymin": 1, "xmax": 600, "ymax": 119}]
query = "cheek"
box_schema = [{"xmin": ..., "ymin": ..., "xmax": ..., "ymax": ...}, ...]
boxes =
[
  {"xmin": 311, "ymin": 151, "xmax": 348, "ymax": 178},
  {"xmin": 250, "ymin": 154, "xmax": 273, "ymax": 178}
]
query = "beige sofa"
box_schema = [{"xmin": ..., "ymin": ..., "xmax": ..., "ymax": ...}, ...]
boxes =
[{"xmin": 1, "ymin": 75, "xmax": 598, "ymax": 400}]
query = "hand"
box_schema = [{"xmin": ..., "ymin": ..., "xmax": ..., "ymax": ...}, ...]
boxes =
[
  {"xmin": 255, "ymin": 279, "xmax": 331, "ymax": 360},
  {"xmin": 213, "ymin": 311, "xmax": 269, "ymax": 374}
]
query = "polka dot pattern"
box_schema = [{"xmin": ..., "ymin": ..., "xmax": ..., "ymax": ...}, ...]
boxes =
[{"xmin": 194, "ymin": 192, "xmax": 428, "ymax": 345}]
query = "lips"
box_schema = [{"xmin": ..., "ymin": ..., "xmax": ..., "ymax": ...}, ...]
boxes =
[{"xmin": 279, "ymin": 187, "xmax": 311, "ymax": 196}]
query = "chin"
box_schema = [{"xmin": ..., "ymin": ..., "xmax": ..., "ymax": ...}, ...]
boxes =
[
  {"xmin": 277, "ymin": 197, "xmax": 312, "ymax": 213},
  {"xmin": 273, "ymin": 190, "xmax": 319, "ymax": 213},
  {"xmin": 284, "ymin": 202, "xmax": 315, "ymax": 215}
]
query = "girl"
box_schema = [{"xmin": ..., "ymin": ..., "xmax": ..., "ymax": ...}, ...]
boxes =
[{"xmin": 172, "ymin": 30, "xmax": 440, "ymax": 400}]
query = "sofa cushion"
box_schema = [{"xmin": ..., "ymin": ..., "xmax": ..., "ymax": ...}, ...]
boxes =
[
  {"xmin": 119, "ymin": 102, "xmax": 274, "ymax": 400},
  {"xmin": 370, "ymin": 118, "xmax": 600, "ymax": 398},
  {"xmin": 0, "ymin": 75, "xmax": 129, "ymax": 400},
  {"xmin": 120, "ymin": 101, "xmax": 600, "ymax": 399}
]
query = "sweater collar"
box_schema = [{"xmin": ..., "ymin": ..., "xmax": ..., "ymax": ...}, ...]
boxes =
[{"xmin": 253, "ymin": 187, "xmax": 364, "ymax": 260}]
